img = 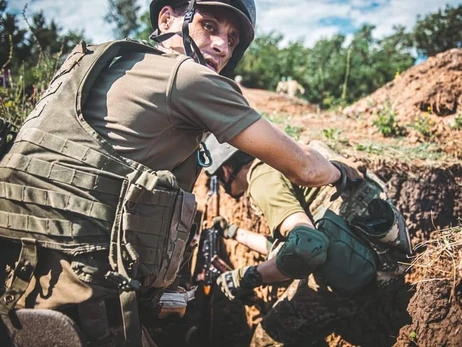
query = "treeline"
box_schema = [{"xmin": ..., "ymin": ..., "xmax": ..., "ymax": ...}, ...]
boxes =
[
  {"xmin": 1, "ymin": 0, "xmax": 461, "ymax": 109},
  {"xmin": 235, "ymin": 3, "xmax": 462, "ymax": 108},
  {"xmin": 0, "ymin": 0, "xmax": 85, "ymax": 85}
]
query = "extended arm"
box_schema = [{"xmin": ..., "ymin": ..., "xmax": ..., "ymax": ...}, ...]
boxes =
[{"xmin": 229, "ymin": 118, "xmax": 344, "ymax": 187}]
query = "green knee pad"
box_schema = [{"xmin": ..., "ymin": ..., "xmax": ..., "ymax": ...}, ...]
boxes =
[{"xmin": 276, "ymin": 225, "xmax": 329, "ymax": 278}]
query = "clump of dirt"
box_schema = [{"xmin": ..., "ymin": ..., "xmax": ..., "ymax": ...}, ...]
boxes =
[
  {"xmin": 394, "ymin": 227, "xmax": 462, "ymax": 347},
  {"xmin": 343, "ymin": 49, "xmax": 462, "ymax": 158}
]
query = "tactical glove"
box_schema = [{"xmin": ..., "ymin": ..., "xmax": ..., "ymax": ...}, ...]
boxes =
[
  {"xmin": 216, "ymin": 265, "xmax": 262, "ymax": 305},
  {"xmin": 330, "ymin": 158, "xmax": 366, "ymax": 201},
  {"xmin": 212, "ymin": 216, "xmax": 238, "ymax": 239}
]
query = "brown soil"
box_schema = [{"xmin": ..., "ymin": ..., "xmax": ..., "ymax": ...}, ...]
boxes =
[
  {"xmin": 394, "ymin": 229, "xmax": 462, "ymax": 347},
  {"xmin": 343, "ymin": 48, "xmax": 462, "ymax": 159},
  {"xmin": 157, "ymin": 49, "xmax": 462, "ymax": 347}
]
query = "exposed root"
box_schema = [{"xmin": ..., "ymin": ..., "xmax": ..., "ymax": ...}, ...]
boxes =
[{"xmin": 407, "ymin": 224, "xmax": 462, "ymax": 301}]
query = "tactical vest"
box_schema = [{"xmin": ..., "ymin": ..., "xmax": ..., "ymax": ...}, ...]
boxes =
[{"xmin": 0, "ymin": 40, "xmax": 198, "ymax": 345}]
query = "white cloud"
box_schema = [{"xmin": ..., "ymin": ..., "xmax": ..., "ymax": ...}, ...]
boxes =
[
  {"xmin": 9, "ymin": 0, "xmax": 112, "ymax": 44},
  {"xmin": 256, "ymin": 0, "xmax": 462, "ymax": 46},
  {"xmin": 6, "ymin": 0, "xmax": 462, "ymax": 47}
]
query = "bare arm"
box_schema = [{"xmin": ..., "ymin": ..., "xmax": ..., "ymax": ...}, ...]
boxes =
[
  {"xmin": 229, "ymin": 117, "xmax": 342, "ymax": 187},
  {"xmin": 234, "ymin": 227, "xmax": 271, "ymax": 255}
]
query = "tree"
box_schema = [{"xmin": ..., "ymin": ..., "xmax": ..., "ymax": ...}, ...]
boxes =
[
  {"xmin": 1, "ymin": 0, "xmax": 85, "ymax": 88},
  {"xmin": 413, "ymin": 4, "xmax": 462, "ymax": 57},
  {"xmin": 134, "ymin": 11, "xmax": 152, "ymax": 41},
  {"xmin": 105, "ymin": 0, "xmax": 140, "ymax": 39},
  {"xmin": 0, "ymin": 0, "xmax": 31, "ymax": 70},
  {"xmin": 235, "ymin": 32, "xmax": 285, "ymax": 89}
]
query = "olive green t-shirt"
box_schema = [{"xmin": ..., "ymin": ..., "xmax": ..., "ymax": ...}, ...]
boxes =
[
  {"xmin": 247, "ymin": 160, "xmax": 320, "ymax": 238},
  {"xmin": 83, "ymin": 51, "xmax": 260, "ymax": 191}
]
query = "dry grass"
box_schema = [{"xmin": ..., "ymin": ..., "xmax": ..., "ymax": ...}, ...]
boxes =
[{"xmin": 408, "ymin": 224, "xmax": 462, "ymax": 300}]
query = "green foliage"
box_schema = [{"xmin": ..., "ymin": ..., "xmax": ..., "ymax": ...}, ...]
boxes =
[
  {"xmin": 0, "ymin": 57, "xmax": 55, "ymax": 125},
  {"xmin": 322, "ymin": 127, "xmax": 342, "ymax": 140},
  {"xmin": 105, "ymin": 0, "xmax": 140, "ymax": 39},
  {"xmin": 452, "ymin": 114, "xmax": 462, "ymax": 130},
  {"xmin": 412, "ymin": 113, "xmax": 435, "ymax": 138},
  {"xmin": 135, "ymin": 11, "xmax": 152, "ymax": 41},
  {"xmin": 0, "ymin": 1, "xmax": 69, "ymax": 125},
  {"xmin": 261, "ymin": 112, "xmax": 302, "ymax": 140},
  {"xmin": 284, "ymin": 124, "xmax": 302, "ymax": 140},
  {"xmin": 235, "ymin": 32, "xmax": 287, "ymax": 90},
  {"xmin": 373, "ymin": 101, "xmax": 406, "ymax": 137},
  {"xmin": 235, "ymin": 24, "xmax": 414, "ymax": 109},
  {"xmin": 322, "ymin": 127, "xmax": 349, "ymax": 146},
  {"xmin": 261, "ymin": 111, "xmax": 285, "ymax": 125},
  {"xmin": 412, "ymin": 4, "xmax": 462, "ymax": 57},
  {"xmin": 1, "ymin": 0, "xmax": 86, "ymax": 75},
  {"xmin": 355, "ymin": 143, "xmax": 383, "ymax": 155}
]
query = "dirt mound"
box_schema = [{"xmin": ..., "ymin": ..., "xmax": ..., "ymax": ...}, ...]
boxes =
[
  {"xmin": 344, "ymin": 49, "xmax": 462, "ymax": 120},
  {"xmin": 343, "ymin": 49, "xmax": 462, "ymax": 158},
  {"xmin": 240, "ymin": 86, "xmax": 317, "ymax": 116},
  {"xmin": 394, "ymin": 228, "xmax": 462, "ymax": 346}
]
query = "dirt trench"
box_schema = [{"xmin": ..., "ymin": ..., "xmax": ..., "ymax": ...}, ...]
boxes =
[{"xmin": 186, "ymin": 157, "xmax": 462, "ymax": 347}]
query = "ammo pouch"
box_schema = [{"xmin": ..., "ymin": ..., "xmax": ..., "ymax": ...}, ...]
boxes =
[
  {"xmin": 107, "ymin": 169, "xmax": 197, "ymax": 344},
  {"xmin": 314, "ymin": 209, "xmax": 377, "ymax": 295}
]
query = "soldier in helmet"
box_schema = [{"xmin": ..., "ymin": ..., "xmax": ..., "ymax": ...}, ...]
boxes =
[
  {"xmin": 0, "ymin": 1, "xmax": 365, "ymax": 346},
  {"xmin": 202, "ymin": 134, "xmax": 412, "ymax": 346}
]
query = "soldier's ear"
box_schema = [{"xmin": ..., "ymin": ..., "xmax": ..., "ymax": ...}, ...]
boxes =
[{"xmin": 158, "ymin": 6, "xmax": 174, "ymax": 32}]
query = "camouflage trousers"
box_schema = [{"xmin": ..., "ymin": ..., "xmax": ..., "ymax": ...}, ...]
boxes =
[
  {"xmin": 250, "ymin": 275, "xmax": 377, "ymax": 347},
  {"xmin": 0, "ymin": 242, "xmax": 157, "ymax": 346}
]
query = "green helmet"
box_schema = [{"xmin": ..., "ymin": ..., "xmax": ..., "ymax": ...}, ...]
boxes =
[
  {"xmin": 149, "ymin": 0, "xmax": 256, "ymax": 74},
  {"xmin": 203, "ymin": 133, "xmax": 240, "ymax": 175}
]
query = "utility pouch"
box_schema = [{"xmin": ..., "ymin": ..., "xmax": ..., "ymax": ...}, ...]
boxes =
[
  {"xmin": 156, "ymin": 286, "xmax": 197, "ymax": 319},
  {"xmin": 107, "ymin": 169, "xmax": 197, "ymax": 345},
  {"xmin": 108, "ymin": 169, "xmax": 197, "ymax": 290},
  {"xmin": 314, "ymin": 209, "xmax": 378, "ymax": 295}
]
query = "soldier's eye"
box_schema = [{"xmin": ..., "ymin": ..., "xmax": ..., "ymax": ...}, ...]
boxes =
[{"xmin": 203, "ymin": 22, "xmax": 215, "ymax": 32}]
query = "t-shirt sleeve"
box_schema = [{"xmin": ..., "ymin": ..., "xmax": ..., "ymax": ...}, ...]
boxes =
[
  {"xmin": 248, "ymin": 161, "xmax": 305, "ymax": 237},
  {"xmin": 169, "ymin": 59, "xmax": 261, "ymax": 143}
]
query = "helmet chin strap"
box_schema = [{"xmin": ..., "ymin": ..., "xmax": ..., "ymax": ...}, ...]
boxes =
[{"xmin": 150, "ymin": 0, "xmax": 206, "ymax": 66}]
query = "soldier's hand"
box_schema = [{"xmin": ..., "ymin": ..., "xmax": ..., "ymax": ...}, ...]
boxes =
[
  {"xmin": 330, "ymin": 158, "xmax": 366, "ymax": 200},
  {"xmin": 216, "ymin": 266, "xmax": 260, "ymax": 305},
  {"xmin": 212, "ymin": 216, "xmax": 238, "ymax": 239}
]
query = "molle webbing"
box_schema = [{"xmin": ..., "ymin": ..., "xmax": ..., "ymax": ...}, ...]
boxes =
[
  {"xmin": 0, "ymin": 154, "xmax": 121, "ymax": 196},
  {"xmin": 17, "ymin": 127, "xmax": 134, "ymax": 176},
  {"xmin": 0, "ymin": 182, "xmax": 115, "ymax": 222}
]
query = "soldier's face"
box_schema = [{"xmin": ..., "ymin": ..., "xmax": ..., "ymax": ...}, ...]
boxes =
[{"xmin": 159, "ymin": 6, "xmax": 241, "ymax": 73}]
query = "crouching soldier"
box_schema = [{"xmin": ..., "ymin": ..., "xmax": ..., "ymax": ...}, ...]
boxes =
[
  {"xmin": 203, "ymin": 134, "xmax": 413, "ymax": 346},
  {"xmin": 1, "ymin": 1, "xmax": 358, "ymax": 345}
]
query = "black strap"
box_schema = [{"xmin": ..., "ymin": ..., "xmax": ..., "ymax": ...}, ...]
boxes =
[{"xmin": 149, "ymin": 0, "xmax": 206, "ymax": 66}]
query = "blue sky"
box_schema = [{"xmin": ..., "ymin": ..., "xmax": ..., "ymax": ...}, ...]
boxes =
[{"xmin": 7, "ymin": 0, "xmax": 462, "ymax": 47}]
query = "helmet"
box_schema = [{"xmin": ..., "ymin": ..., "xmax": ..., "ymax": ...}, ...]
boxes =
[
  {"xmin": 149, "ymin": 0, "xmax": 256, "ymax": 73},
  {"xmin": 203, "ymin": 133, "xmax": 240, "ymax": 175}
]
